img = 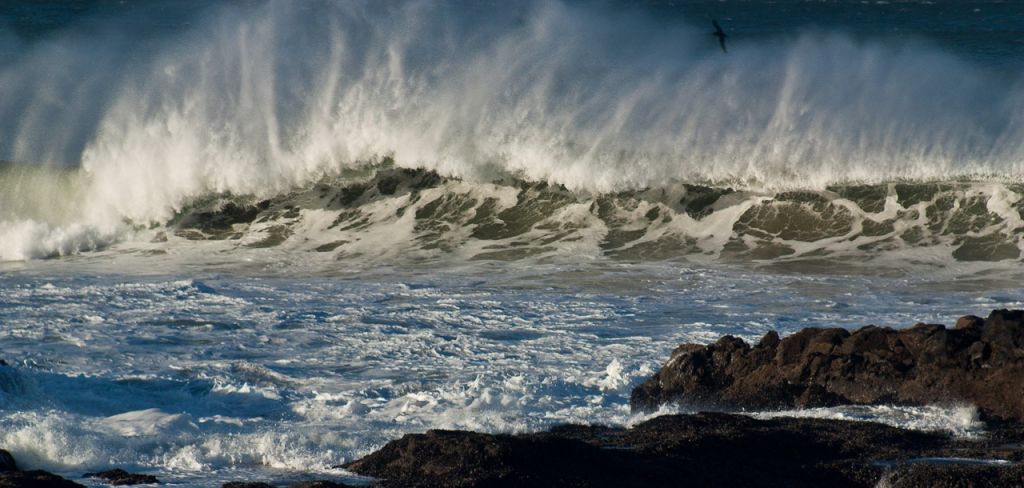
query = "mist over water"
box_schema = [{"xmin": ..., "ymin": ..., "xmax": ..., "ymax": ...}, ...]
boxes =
[{"xmin": 1, "ymin": 0, "xmax": 1023, "ymax": 261}]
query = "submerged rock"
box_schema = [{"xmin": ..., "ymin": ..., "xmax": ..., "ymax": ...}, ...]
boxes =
[
  {"xmin": 631, "ymin": 309, "xmax": 1024, "ymax": 423},
  {"xmin": 83, "ymin": 468, "xmax": 158, "ymax": 485}
]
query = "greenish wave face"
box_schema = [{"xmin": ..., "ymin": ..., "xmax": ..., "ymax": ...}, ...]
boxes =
[{"xmin": 164, "ymin": 169, "xmax": 1024, "ymax": 265}]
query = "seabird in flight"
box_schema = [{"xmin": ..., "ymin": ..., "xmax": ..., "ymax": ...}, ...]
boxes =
[{"xmin": 712, "ymin": 19, "xmax": 728, "ymax": 53}]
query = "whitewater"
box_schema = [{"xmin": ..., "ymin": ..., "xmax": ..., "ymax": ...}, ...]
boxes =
[
  {"xmin": 2, "ymin": 0, "xmax": 1024, "ymax": 485},
  {"xmin": 3, "ymin": 0, "xmax": 1024, "ymax": 261}
]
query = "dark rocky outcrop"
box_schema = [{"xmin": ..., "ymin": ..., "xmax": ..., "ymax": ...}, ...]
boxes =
[
  {"xmin": 0, "ymin": 470, "xmax": 84, "ymax": 488},
  {"xmin": 0, "ymin": 451, "xmax": 15, "ymax": 473},
  {"xmin": 84, "ymin": 469, "xmax": 159, "ymax": 485},
  {"xmin": 341, "ymin": 309, "xmax": 1024, "ymax": 487},
  {"xmin": 9, "ymin": 309, "xmax": 1024, "ymax": 488},
  {"xmin": 631, "ymin": 309, "xmax": 1024, "ymax": 423},
  {"xmin": 880, "ymin": 463, "xmax": 1024, "ymax": 488},
  {"xmin": 289, "ymin": 482, "xmax": 358, "ymax": 488},
  {"xmin": 0, "ymin": 450, "xmax": 82, "ymax": 488},
  {"xmin": 344, "ymin": 412, "xmax": 1024, "ymax": 487},
  {"xmin": 221, "ymin": 481, "xmax": 357, "ymax": 488},
  {"xmin": 220, "ymin": 481, "xmax": 359, "ymax": 488}
]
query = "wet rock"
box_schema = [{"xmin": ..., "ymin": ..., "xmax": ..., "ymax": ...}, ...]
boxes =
[
  {"xmin": 221, "ymin": 481, "xmax": 359, "ymax": 488},
  {"xmin": 345, "ymin": 412, "xmax": 959, "ymax": 487},
  {"xmin": 954, "ymin": 315, "xmax": 984, "ymax": 330},
  {"xmin": 0, "ymin": 451, "xmax": 15, "ymax": 473},
  {"xmin": 631, "ymin": 309, "xmax": 1024, "ymax": 423},
  {"xmin": 0, "ymin": 451, "xmax": 82, "ymax": 488},
  {"xmin": 882, "ymin": 463, "xmax": 1024, "ymax": 488},
  {"xmin": 84, "ymin": 469, "xmax": 159, "ymax": 485},
  {"xmin": 289, "ymin": 481, "xmax": 358, "ymax": 488},
  {"xmin": 343, "ymin": 411, "xmax": 1024, "ymax": 487},
  {"xmin": 0, "ymin": 470, "xmax": 85, "ymax": 488}
]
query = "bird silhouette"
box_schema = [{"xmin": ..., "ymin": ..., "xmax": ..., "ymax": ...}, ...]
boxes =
[{"xmin": 712, "ymin": 19, "xmax": 728, "ymax": 53}]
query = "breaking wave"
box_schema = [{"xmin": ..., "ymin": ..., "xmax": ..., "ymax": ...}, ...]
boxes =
[
  {"xmin": 153, "ymin": 168, "xmax": 1024, "ymax": 264},
  {"xmin": 2, "ymin": 0, "xmax": 1024, "ymax": 262},
  {"xmin": 9, "ymin": 164, "xmax": 1023, "ymax": 265}
]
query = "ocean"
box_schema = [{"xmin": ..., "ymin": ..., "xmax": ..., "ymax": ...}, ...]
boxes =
[{"xmin": 1, "ymin": 0, "xmax": 1023, "ymax": 485}]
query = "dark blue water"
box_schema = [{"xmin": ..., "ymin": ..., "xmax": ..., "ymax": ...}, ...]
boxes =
[
  {"xmin": 653, "ymin": 0, "xmax": 1024, "ymax": 69},
  {"xmin": 5, "ymin": 1, "xmax": 1023, "ymax": 66}
]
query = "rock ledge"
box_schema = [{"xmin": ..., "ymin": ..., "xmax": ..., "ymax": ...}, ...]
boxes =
[{"xmin": 631, "ymin": 309, "xmax": 1024, "ymax": 422}]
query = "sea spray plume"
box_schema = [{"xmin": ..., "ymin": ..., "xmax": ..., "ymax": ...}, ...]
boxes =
[
  {"xmin": 0, "ymin": 0, "xmax": 1023, "ymax": 260},
  {"xmin": 74, "ymin": 1, "xmax": 1024, "ymax": 209},
  {"xmin": 0, "ymin": 3, "xmax": 186, "ymax": 167},
  {"xmin": 0, "ymin": 2, "xmax": 204, "ymax": 259}
]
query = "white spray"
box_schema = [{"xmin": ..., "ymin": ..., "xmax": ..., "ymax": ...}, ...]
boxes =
[{"xmin": 1, "ymin": 0, "xmax": 1023, "ymax": 260}]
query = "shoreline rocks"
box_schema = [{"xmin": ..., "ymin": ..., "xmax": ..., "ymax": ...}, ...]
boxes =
[
  {"xmin": 84, "ymin": 469, "xmax": 159, "ymax": 485},
  {"xmin": 344, "ymin": 412, "xmax": 1024, "ymax": 487},
  {"xmin": 631, "ymin": 309, "xmax": 1024, "ymax": 423},
  {"xmin": 341, "ymin": 308, "xmax": 1024, "ymax": 487},
  {"xmin": 8, "ymin": 309, "xmax": 1024, "ymax": 487},
  {"xmin": 0, "ymin": 450, "xmax": 160, "ymax": 488},
  {"xmin": 0, "ymin": 449, "xmax": 82, "ymax": 488}
]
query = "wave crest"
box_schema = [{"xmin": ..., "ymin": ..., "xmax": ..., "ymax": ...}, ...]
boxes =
[
  {"xmin": 157, "ymin": 169, "xmax": 1024, "ymax": 264},
  {"xmin": 3, "ymin": 1, "xmax": 1024, "ymax": 261}
]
